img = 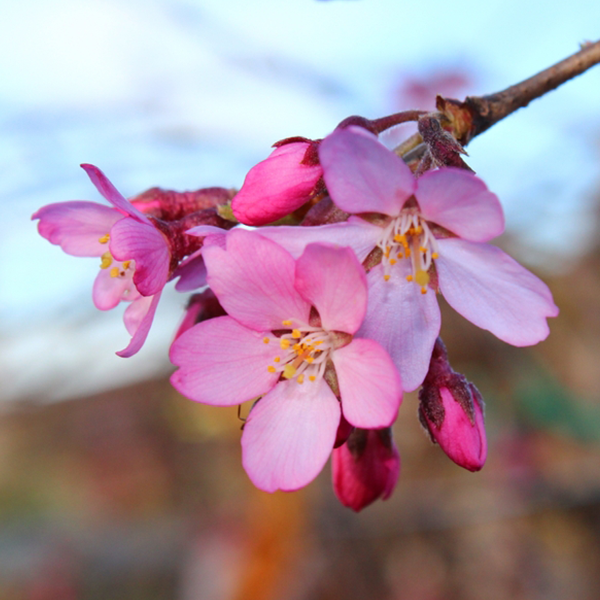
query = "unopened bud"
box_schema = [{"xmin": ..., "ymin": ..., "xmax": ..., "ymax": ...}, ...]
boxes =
[
  {"xmin": 418, "ymin": 339, "xmax": 487, "ymax": 471},
  {"xmin": 332, "ymin": 427, "xmax": 400, "ymax": 512},
  {"xmin": 173, "ymin": 289, "xmax": 226, "ymax": 340}
]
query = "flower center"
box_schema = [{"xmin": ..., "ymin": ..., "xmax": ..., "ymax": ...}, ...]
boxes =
[
  {"xmin": 263, "ymin": 320, "xmax": 334, "ymax": 385},
  {"xmin": 98, "ymin": 233, "xmax": 135, "ymax": 279},
  {"xmin": 377, "ymin": 210, "xmax": 439, "ymax": 294}
]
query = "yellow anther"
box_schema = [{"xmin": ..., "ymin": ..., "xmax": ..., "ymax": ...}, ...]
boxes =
[
  {"xmin": 393, "ymin": 234, "xmax": 406, "ymax": 243},
  {"xmin": 283, "ymin": 364, "xmax": 297, "ymax": 379},
  {"xmin": 305, "ymin": 356, "xmax": 314, "ymax": 364},
  {"xmin": 280, "ymin": 339, "xmax": 291, "ymax": 350},
  {"xmin": 100, "ymin": 252, "xmax": 112, "ymax": 269},
  {"xmin": 273, "ymin": 356, "xmax": 281, "ymax": 363},
  {"xmin": 421, "ymin": 287, "xmax": 427, "ymax": 294},
  {"xmin": 263, "ymin": 337, "xmax": 270, "ymax": 344},
  {"xmin": 297, "ymin": 374, "xmax": 305, "ymax": 385},
  {"xmin": 389, "ymin": 258, "xmax": 397, "ymax": 266},
  {"xmin": 110, "ymin": 267, "xmax": 120, "ymax": 278},
  {"xmin": 309, "ymin": 375, "xmax": 316, "ymax": 382},
  {"xmin": 314, "ymin": 341, "xmax": 323, "ymax": 346},
  {"xmin": 397, "ymin": 252, "xmax": 403, "ymax": 259},
  {"xmin": 293, "ymin": 343, "xmax": 302, "ymax": 352},
  {"xmin": 98, "ymin": 233, "xmax": 110, "ymax": 244},
  {"xmin": 405, "ymin": 248, "xmax": 411, "ymax": 257},
  {"xmin": 291, "ymin": 329, "xmax": 302, "ymax": 339},
  {"xmin": 432, "ymin": 252, "xmax": 439, "ymax": 259},
  {"xmin": 282, "ymin": 319, "xmax": 292, "ymax": 326},
  {"xmin": 415, "ymin": 225, "xmax": 423, "ymax": 234},
  {"xmin": 419, "ymin": 247, "xmax": 427, "ymax": 253},
  {"xmin": 406, "ymin": 274, "xmax": 413, "ymax": 282},
  {"xmin": 384, "ymin": 247, "xmax": 391, "ymax": 258},
  {"xmin": 384, "ymin": 274, "xmax": 391, "ymax": 282},
  {"xmin": 267, "ymin": 365, "xmax": 276, "ymax": 373},
  {"xmin": 122, "ymin": 260, "xmax": 131, "ymax": 270}
]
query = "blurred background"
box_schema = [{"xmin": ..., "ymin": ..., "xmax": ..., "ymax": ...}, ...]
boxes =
[{"xmin": 2, "ymin": 0, "xmax": 600, "ymax": 598}]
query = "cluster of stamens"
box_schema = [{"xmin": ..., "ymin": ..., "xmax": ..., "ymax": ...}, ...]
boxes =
[
  {"xmin": 377, "ymin": 210, "xmax": 439, "ymax": 293},
  {"xmin": 263, "ymin": 320, "xmax": 333, "ymax": 385},
  {"xmin": 98, "ymin": 233, "xmax": 134, "ymax": 279}
]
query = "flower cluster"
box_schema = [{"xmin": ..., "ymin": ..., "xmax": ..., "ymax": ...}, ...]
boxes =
[{"xmin": 33, "ymin": 112, "xmax": 558, "ymax": 511}]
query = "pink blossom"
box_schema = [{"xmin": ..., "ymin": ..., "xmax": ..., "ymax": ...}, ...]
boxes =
[
  {"xmin": 33, "ymin": 164, "xmax": 171, "ymax": 357},
  {"xmin": 418, "ymin": 339, "xmax": 487, "ymax": 471},
  {"xmin": 332, "ymin": 427, "xmax": 400, "ymax": 512},
  {"xmin": 170, "ymin": 229, "xmax": 402, "ymax": 492},
  {"xmin": 231, "ymin": 141, "xmax": 322, "ymax": 226},
  {"xmin": 318, "ymin": 127, "xmax": 559, "ymax": 391}
]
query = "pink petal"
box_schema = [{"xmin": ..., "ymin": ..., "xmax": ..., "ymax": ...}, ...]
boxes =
[
  {"xmin": 117, "ymin": 292, "xmax": 161, "ymax": 357},
  {"xmin": 173, "ymin": 250, "xmax": 207, "ymax": 292},
  {"xmin": 80, "ymin": 164, "xmax": 152, "ymax": 224},
  {"xmin": 32, "ymin": 201, "xmax": 123, "ymax": 257},
  {"xmin": 203, "ymin": 229, "xmax": 311, "ymax": 331},
  {"xmin": 170, "ymin": 316, "xmax": 279, "ymax": 406},
  {"xmin": 92, "ymin": 266, "xmax": 138, "ymax": 310},
  {"xmin": 332, "ymin": 338, "xmax": 401, "ymax": 428},
  {"xmin": 436, "ymin": 238, "xmax": 559, "ymax": 346},
  {"xmin": 185, "ymin": 225, "xmax": 229, "ymax": 240},
  {"xmin": 357, "ymin": 262, "xmax": 441, "ymax": 392},
  {"xmin": 256, "ymin": 219, "xmax": 381, "ymax": 262},
  {"xmin": 109, "ymin": 217, "xmax": 171, "ymax": 297},
  {"xmin": 232, "ymin": 142, "xmax": 322, "ymax": 226},
  {"xmin": 241, "ymin": 378, "xmax": 340, "ymax": 492},
  {"xmin": 415, "ymin": 168, "xmax": 505, "ymax": 241},
  {"xmin": 319, "ymin": 127, "xmax": 415, "ymax": 216},
  {"xmin": 295, "ymin": 243, "xmax": 367, "ymax": 334}
]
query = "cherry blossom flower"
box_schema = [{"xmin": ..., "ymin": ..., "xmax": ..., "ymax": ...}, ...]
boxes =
[
  {"xmin": 318, "ymin": 127, "xmax": 559, "ymax": 391},
  {"xmin": 33, "ymin": 165, "xmax": 173, "ymax": 357},
  {"xmin": 332, "ymin": 427, "xmax": 400, "ymax": 511},
  {"xmin": 170, "ymin": 229, "xmax": 402, "ymax": 492},
  {"xmin": 231, "ymin": 140, "xmax": 322, "ymax": 226}
]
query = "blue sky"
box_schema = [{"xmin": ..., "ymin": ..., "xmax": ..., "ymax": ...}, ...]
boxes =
[{"xmin": 2, "ymin": 0, "xmax": 599, "ymax": 401}]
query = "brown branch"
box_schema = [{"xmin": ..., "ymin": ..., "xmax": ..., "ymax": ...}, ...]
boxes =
[{"xmin": 439, "ymin": 40, "xmax": 600, "ymax": 145}]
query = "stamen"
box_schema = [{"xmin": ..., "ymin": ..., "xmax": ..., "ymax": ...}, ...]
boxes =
[
  {"xmin": 100, "ymin": 252, "xmax": 112, "ymax": 269},
  {"xmin": 110, "ymin": 267, "xmax": 119, "ymax": 278},
  {"xmin": 283, "ymin": 364, "xmax": 297, "ymax": 379},
  {"xmin": 297, "ymin": 374, "xmax": 305, "ymax": 385},
  {"xmin": 263, "ymin": 337, "xmax": 270, "ymax": 344},
  {"xmin": 98, "ymin": 234, "xmax": 110, "ymax": 244},
  {"xmin": 406, "ymin": 274, "xmax": 413, "ymax": 282},
  {"xmin": 280, "ymin": 339, "xmax": 291, "ymax": 350},
  {"xmin": 122, "ymin": 260, "xmax": 131, "ymax": 270},
  {"xmin": 267, "ymin": 365, "xmax": 276, "ymax": 373},
  {"xmin": 273, "ymin": 356, "xmax": 281, "ymax": 363},
  {"xmin": 282, "ymin": 320, "xmax": 292, "ymax": 326},
  {"xmin": 309, "ymin": 375, "xmax": 316, "ymax": 382},
  {"xmin": 291, "ymin": 329, "xmax": 302, "ymax": 339}
]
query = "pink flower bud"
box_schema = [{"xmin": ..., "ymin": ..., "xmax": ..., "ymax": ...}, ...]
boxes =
[
  {"xmin": 418, "ymin": 339, "xmax": 487, "ymax": 471},
  {"xmin": 232, "ymin": 141, "xmax": 323, "ymax": 226},
  {"xmin": 332, "ymin": 428, "xmax": 400, "ymax": 512},
  {"xmin": 174, "ymin": 289, "xmax": 226, "ymax": 340}
]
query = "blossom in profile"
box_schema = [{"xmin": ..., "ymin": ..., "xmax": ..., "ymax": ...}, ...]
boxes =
[
  {"xmin": 33, "ymin": 164, "xmax": 173, "ymax": 357},
  {"xmin": 318, "ymin": 127, "xmax": 559, "ymax": 391},
  {"xmin": 170, "ymin": 229, "xmax": 402, "ymax": 492},
  {"xmin": 231, "ymin": 140, "xmax": 322, "ymax": 226},
  {"xmin": 332, "ymin": 427, "xmax": 400, "ymax": 511},
  {"xmin": 418, "ymin": 339, "xmax": 487, "ymax": 471}
]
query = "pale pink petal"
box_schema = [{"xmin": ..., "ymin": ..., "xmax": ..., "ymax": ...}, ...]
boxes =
[
  {"xmin": 415, "ymin": 168, "xmax": 505, "ymax": 241},
  {"xmin": 185, "ymin": 225, "xmax": 229, "ymax": 240},
  {"xmin": 203, "ymin": 229, "xmax": 311, "ymax": 331},
  {"xmin": 295, "ymin": 244, "xmax": 367, "ymax": 333},
  {"xmin": 319, "ymin": 127, "xmax": 415, "ymax": 216},
  {"xmin": 241, "ymin": 378, "xmax": 340, "ymax": 492},
  {"xmin": 92, "ymin": 266, "xmax": 138, "ymax": 310},
  {"xmin": 357, "ymin": 262, "xmax": 441, "ymax": 392},
  {"xmin": 117, "ymin": 292, "xmax": 161, "ymax": 357},
  {"xmin": 109, "ymin": 217, "xmax": 171, "ymax": 296},
  {"xmin": 170, "ymin": 316, "xmax": 279, "ymax": 406},
  {"xmin": 256, "ymin": 219, "xmax": 381, "ymax": 262},
  {"xmin": 173, "ymin": 250, "xmax": 207, "ymax": 292},
  {"xmin": 332, "ymin": 338, "xmax": 401, "ymax": 428},
  {"xmin": 80, "ymin": 164, "xmax": 152, "ymax": 224},
  {"xmin": 32, "ymin": 201, "xmax": 122, "ymax": 257},
  {"xmin": 232, "ymin": 143, "xmax": 322, "ymax": 226},
  {"xmin": 436, "ymin": 238, "xmax": 559, "ymax": 346}
]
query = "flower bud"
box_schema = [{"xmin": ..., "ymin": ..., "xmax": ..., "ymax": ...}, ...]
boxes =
[
  {"xmin": 332, "ymin": 427, "xmax": 400, "ymax": 512},
  {"xmin": 418, "ymin": 339, "xmax": 487, "ymax": 471},
  {"xmin": 173, "ymin": 289, "xmax": 226, "ymax": 340},
  {"xmin": 231, "ymin": 140, "xmax": 323, "ymax": 226}
]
